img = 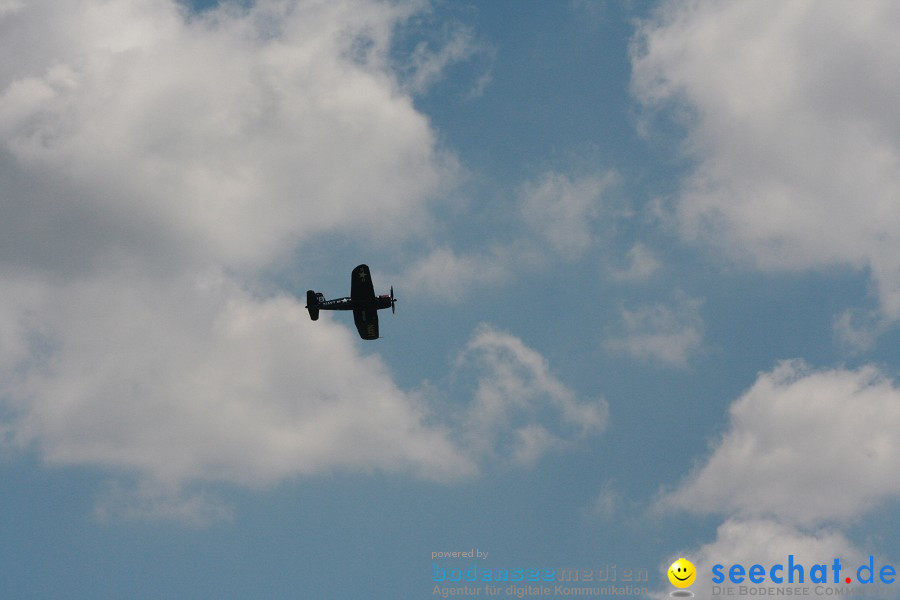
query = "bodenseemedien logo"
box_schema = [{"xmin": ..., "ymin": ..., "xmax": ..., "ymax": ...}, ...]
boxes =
[{"xmin": 667, "ymin": 558, "xmax": 696, "ymax": 597}]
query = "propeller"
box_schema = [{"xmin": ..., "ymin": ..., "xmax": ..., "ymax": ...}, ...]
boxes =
[{"xmin": 391, "ymin": 286, "xmax": 396, "ymax": 314}]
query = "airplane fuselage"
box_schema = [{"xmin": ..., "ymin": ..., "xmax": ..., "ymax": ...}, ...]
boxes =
[{"xmin": 316, "ymin": 296, "xmax": 393, "ymax": 311}]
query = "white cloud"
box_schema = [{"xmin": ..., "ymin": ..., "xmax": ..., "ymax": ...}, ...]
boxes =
[
  {"xmin": 400, "ymin": 170, "xmax": 618, "ymax": 300},
  {"xmin": 2, "ymin": 267, "xmax": 602, "ymax": 523},
  {"xmin": 399, "ymin": 245, "xmax": 515, "ymax": 301},
  {"xmin": 659, "ymin": 360, "xmax": 900, "ymax": 526},
  {"xmin": 455, "ymin": 324, "xmax": 608, "ymax": 465},
  {"xmin": 632, "ymin": 0, "xmax": 900, "ymax": 320},
  {"xmin": 608, "ymin": 242, "xmax": 660, "ymax": 281},
  {"xmin": 1, "ymin": 272, "xmax": 475, "ymax": 490},
  {"xmin": 833, "ymin": 308, "xmax": 889, "ymax": 354},
  {"xmin": 605, "ymin": 291, "xmax": 703, "ymax": 367},
  {"xmin": 0, "ymin": 0, "xmax": 499, "ymax": 524},
  {"xmin": 519, "ymin": 171, "xmax": 618, "ymax": 260},
  {"xmin": 0, "ymin": 0, "xmax": 614, "ymax": 525},
  {"xmin": 633, "ymin": 4, "xmax": 900, "ymax": 571},
  {"xmin": 582, "ymin": 480, "xmax": 619, "ymax": 522},
  {"xmin": 399, "ymin": 21, "xmax": 488, "ymax": 96},
  {"xmin": 0, "ymin": 0, "xmax": 620, "ymax": 524},
  {"xmin": 0, "ymin": 0, "xmax": 445, "ymax": 275},
  {"xmin": 93, "ymin": 480, "xmax": 235, "ymax": 528}
]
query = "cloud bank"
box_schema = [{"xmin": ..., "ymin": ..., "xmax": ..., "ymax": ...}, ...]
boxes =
[
  {"xmin": 661, "ymin": 360, "xmax": 900, "ymax": 526},
  {"xmin": 634, "ymin": 4, "xmax": 900, "ymax": 591},
  {"xmin": 654, "ymin": 361, "xmax": 900, "ymax": 599},
  {"xmin": 0, "ymin": 0, "xmax": 444, "ymax": 274},
  {"xmin": 633, "ymin": 0, "xmax": 900, "ymax": 321},
  {"xmin": 0, "ymin": 0, "xmax": 605, "ymax": 522}
]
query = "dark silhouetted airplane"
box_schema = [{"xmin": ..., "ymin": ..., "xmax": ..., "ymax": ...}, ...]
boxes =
[{"xmin": 305, "ymin": 264, "xmax": 396, "ymax": 340}]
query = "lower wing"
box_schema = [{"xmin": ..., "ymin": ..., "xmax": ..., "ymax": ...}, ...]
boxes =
[{"xmin": 353, "ymin": 308, "xmax": 379, "ymax": 340}]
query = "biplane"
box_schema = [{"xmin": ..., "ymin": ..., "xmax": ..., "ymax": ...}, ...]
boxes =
[{"xmin": 305, "ymin": 264, "xmax": 396, "ymax": 340}]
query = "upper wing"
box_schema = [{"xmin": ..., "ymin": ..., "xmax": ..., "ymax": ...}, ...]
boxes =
[
  {"xmin": 353, "ymin": 308, "xmax": 379, "ymax": 340},
  {"xmin": 350, "ymin": 264, "xmax": 376, "ymax": 302}
]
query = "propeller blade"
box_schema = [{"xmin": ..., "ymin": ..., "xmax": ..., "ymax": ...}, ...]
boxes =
[{"xmin": 391, "ymin": 286, "xmax": 396, "ymax": 314}]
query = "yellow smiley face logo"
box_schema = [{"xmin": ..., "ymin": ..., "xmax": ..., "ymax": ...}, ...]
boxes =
[{"xmin": 668, "ymin": 558, "xmax": 696, "ymax": 588}]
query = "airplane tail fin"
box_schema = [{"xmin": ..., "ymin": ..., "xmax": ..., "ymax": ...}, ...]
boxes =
[{"xmin": 305, "ymin": 290, "xmax": 320, "ymax": 321}]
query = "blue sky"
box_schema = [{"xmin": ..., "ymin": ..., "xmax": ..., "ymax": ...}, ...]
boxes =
[{"xmin": 2, "ymin": 1, "xmax": 900, "ymax": 598}]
